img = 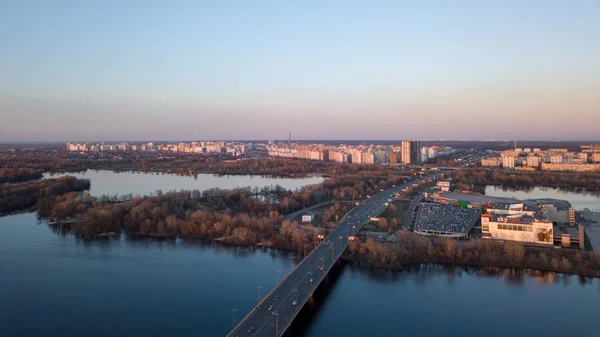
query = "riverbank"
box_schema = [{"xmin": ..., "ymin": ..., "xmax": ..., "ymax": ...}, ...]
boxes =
[
  {"xmin": 453, "ymin": 168, "xmax": 600, "ymax": 193},
  {"xmin": 43, "ymin": 219, "xmax": 600, "ymax": 279},
  {"xmin": 3, "ymin": 211, "xmax": 598, "ymax": 337},
  {"xmin": 344, "ymin": 232, "xmax": 600, "ymax": 278},
  {"xmin": 0, "ymin": 176, "xmax": 91, "ymax": 215}
]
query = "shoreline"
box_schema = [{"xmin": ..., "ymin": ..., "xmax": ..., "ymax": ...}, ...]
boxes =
[
  {"xmin": 36, "ymin": 222, "xmax": 600, "ymax": 279},
  {"xmin": 341, "ymin": 252, "xmax": 600, "ymax": 279}
]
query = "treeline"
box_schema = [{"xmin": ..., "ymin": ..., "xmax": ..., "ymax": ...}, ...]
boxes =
[
  {"xmin": 199, "ymin": 158, "xmax": 400, "ymax": 177},
  {"xmin": 453, "ymin": 168, "xmax": 600, "ymax": 192},
  {"xmin": 99, "ymin": 157, "xmax": 410, "ymax": 178},
  {"xmin": 1, "ymin": 153, "xmax": 88, "ymax": 173},
  {"xmin": 2, "ymin": 148, "xmax": 418, "ymax": 179},
  {"xmin": 35, "ymin": 174, "xmax": 404, "ymax": 245},
  {"xmin": 0, "ymin": 176, "xmax": 90, "ymax": 215},
  {"xmin": 0, "ymin": 168, "xmax": 43, "ymax": 183},
  {"xmin": 347, "ymin": 232, "xmax": 600, "ymax": 277}
]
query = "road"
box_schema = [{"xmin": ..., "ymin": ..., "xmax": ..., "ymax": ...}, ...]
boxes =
[
  {"xmin": 402, "ymin": 194, "xmax": 425, "ymax": 231},
  {"xmin": 227, "ymin": 171, "xmax": 447, "ymax": 337},
  {"xmin": 284, "ymin": 200, "xmax": 357, "ymax": 221}
]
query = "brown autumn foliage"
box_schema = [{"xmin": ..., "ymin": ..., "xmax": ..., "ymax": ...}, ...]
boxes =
[
  {"xmin": 0, "ymin": 176, "xmax": 90, "ymax": 215},
  {"xmin": 346, "ymin": 232, "xmax": 600, "ymax": 277},
  {"xmin": 35, "ymin": 173, "xmax": 404, "ymax": 250},
  {"xmin": 0, "ymin": 168, "xmax": 43, "ymax": 183}
]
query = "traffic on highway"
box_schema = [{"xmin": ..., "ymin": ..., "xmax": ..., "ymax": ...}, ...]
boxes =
[{"xmin": 227, "ymin": 170, "xmax": 448, "ymax": 337}]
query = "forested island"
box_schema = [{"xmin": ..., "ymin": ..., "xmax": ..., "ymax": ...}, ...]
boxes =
[
  {"xmin": 0, "ymin": 176, "xmax": 90, "ymax": 216},
  {"xmin": 36, "ymin": 172, "xmax": 402, "ymax": 241}
]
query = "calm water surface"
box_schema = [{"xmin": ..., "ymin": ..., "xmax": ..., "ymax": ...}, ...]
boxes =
[
  {"xmin": 44, "ymin": 170, "xmax": 324, "ymax": 197},
  {"xmin": 486, "ymin": 186, "xmax": 600, "ymax": 210},
  {"xmin": 1, "ymin": 214, "xmax": 598, "ymax": 337}
]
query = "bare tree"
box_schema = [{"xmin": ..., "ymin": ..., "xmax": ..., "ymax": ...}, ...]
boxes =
[
  {"xmin": 504, "ymin": 241, "xmax": 525, "ymax": 267},
  {"xmin": 443, "ymin": 239, "xmax": 456, "ymax": 259}
]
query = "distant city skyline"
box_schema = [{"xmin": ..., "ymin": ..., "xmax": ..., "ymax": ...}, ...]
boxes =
[{"xmin": 1, "ymin": 1, "xmax": 599, "ymax": 141}]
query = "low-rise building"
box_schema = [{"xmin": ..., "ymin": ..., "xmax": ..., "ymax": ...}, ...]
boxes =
[
  {"xmin": 302, "ymin": 213, "xmax": 315, "ymax": 223},
  {"xmin": 436, "ymin": 181, "xmax": 451, "ymax": 192},
  {"xmin": 541, "ymin": 163, "xmax": 600, "ymax": 172},
  {"xmin": 481, "ymin": 203, "xmax": 554, "ymax": 245},
  {"xmin": 481, "ymin": 158, "xmax": 501, "ymax": 167}
]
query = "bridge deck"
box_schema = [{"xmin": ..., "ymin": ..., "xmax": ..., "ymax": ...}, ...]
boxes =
[{"xmin": 227, "ymin": 172, "xmax": 445, "ymax": 337}]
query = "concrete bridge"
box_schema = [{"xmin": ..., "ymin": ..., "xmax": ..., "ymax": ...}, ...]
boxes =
[{"xmin": 227, "ymin": 172, "xmax": 446, "ymax": 337}]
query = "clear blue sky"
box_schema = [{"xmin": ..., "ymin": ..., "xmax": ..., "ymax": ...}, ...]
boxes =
[{"xmin": 1, "ymin": 0, "xmax": 599, "ymax": 141}]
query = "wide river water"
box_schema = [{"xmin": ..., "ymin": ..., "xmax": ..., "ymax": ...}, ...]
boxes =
[
  {"xmin": 1, "ymin": 172, "xmax": 598, "ymax": 336},
  {"xmin": 1, "ymin": 214, "xmax": 598, "ymax": 337},
  {"xmin": 485, "ymin": 186, "xmax": 600, "ymax": 211},
  {"xmin": 44, "ymin": 170, "xmax": 324, "ymax": 197}
]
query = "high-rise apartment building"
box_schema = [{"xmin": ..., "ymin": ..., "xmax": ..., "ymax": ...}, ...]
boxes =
[
  {"xmin": 401, "ymin": 140, "xmax": 421, "ymax": 164},
  {"xmin": 502, "ymin": 156, "xmax": 515, "ymax": 169},
  {"xmin": 526, "ymin": 155, "xmax": 540, "ymax": 167}
]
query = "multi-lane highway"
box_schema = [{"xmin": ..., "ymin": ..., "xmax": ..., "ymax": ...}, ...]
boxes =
[{"xmin": 227, "ymin": 170, "xmax": 447, "ymax": 337}]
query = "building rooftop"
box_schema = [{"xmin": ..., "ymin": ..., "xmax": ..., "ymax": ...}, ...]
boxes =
[
  {"xmin": 438, "ymin": 192, "xmax": 518, "ymax": 205},
  {"xmin": 526, "ymin": 198, "xmax": 572, "ymax": 211},
  {"xmin": 439, "ymin": 192, "xmax": 572, "ymax": 212}
]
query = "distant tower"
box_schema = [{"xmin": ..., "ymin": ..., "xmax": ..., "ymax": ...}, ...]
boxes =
[
  {"xmin": 289, "ymin": 131, "xmax": 291, "ymax": 146},
  {"xmin": 514, "ymin": 138, "xmax": 517, "ymax": 150}
]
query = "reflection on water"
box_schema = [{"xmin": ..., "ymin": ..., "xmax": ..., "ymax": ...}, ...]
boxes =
[
  {"xmin": 1, "ymin": 213, "xmax": 598, "ymax": 337},
  {"xmin": 337, "ymin": 262, "xmax": 599, "ymax": 288},
  {"xmin": 486, "ymin": 185, "xmax": 600, "ymax": 210},
  {"xmin": 44, "ymin": 170, "xmax": 324, "ymax": 197}
]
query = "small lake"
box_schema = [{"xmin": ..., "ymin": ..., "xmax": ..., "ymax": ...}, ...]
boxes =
[
  {"xmin": 44, "ymin": 170, "xmax": 324, "ymax": 197},
  {"xmin": 485, "ymin": 186, "xmax": 600, "ymax": 211},
  {"xmin": 1, "ymin": 214, "xmax": 598, "ymax": 337}
]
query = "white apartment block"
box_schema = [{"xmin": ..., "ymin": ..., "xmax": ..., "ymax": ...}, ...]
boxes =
[
  {"xmin": 526, "ymin": 155, "xmax": 540, "ymax": 167},
  {"xmin": 502, "ymin": 156, "xmax": 515, "ymax": 169},
  {"xmin": 550, "ymin": 155, "xmax": 563, "ymax": 164}
]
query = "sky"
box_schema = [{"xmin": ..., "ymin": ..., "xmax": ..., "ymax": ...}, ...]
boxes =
[{"xmin": 1, "ymin": 0, "xmax": 599, "ymax": 142}]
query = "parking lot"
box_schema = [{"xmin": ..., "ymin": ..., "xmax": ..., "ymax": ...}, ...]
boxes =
[{"xmin": 414, "ymin": 202, "xmax": 480, "ymax": 237}]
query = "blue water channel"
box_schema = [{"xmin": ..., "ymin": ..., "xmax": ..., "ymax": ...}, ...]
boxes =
[{"xmin": 1, "ymin": 213, "xmax": 598, "ymax": 337}]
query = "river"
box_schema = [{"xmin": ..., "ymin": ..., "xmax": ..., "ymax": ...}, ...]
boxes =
[
  {"xmin": 1, "ymin": 213, "xmax": 598, "ymax": 337},
  {"xmin": 43, "ymin": 170, "xmax": 324, "ymax": 197},
  {"xmin": 485, "ymin": 186, "xmax": 600, "ymax": 211}
]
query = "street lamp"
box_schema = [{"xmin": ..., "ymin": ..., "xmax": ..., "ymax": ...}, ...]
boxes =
[
  {"xmin": 303, "ymin": 244, "xmax": 312, "ymax": 257},
  {"xmin": 257, "ymin": 285, "xmax": 263, "ymax": 305},
  {"xmin": 330, "ymin": 242, "xmax": 335, "ymax": 261},
  {"xmin": 232, "ymin": 308, "xmax": 239, "ymax": 329},
  {"xmin": 272, "ymin": 311, "xmax": 279, "ymax": 336},
  {"xmin": 291, "ymin": 254, "xmax": 297, "ymax": 270},
  {"xmin": 276, "ymin": 268, "xmax": 282, "ymax": 284}
]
